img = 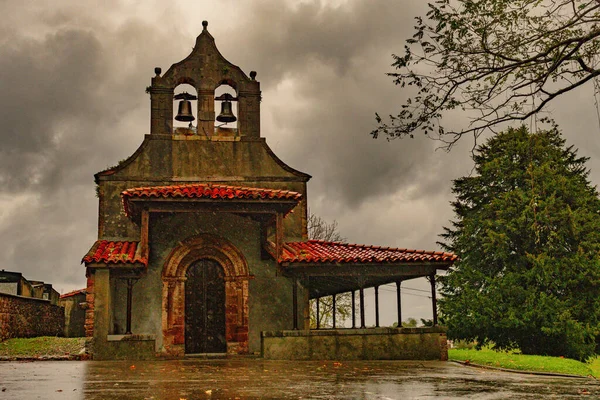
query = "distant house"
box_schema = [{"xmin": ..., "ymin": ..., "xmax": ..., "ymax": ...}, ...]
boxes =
[
  {"xmin": 0, "ymin": 270, "xmax": 59, "ymax": 305},
  {"xmin": 0, "ymin": 270, "xmax": 65, "ymax": 340},
  {"xmin": 0, "ymin": 270, "xmax": 33, "ymax": 298},
  {"xmin": 59, "ymin": 289, "xmax": 87, "ymax": 337}
]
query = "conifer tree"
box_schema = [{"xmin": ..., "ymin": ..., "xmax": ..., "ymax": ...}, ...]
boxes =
[{"xmin": 440, "ymin": 126, "xmax": 600, "ymax": 360}]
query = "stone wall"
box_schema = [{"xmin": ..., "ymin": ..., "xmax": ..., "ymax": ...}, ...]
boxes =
[
  {"xmin": 262, "ymin": 327, "xmax": 449, "ymax": 361},
  {"xmin": 0, "ymin": 293, "xmax": 64, "ymax": 341}
]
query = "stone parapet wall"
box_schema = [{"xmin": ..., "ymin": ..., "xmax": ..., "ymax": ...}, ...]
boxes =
[
  {"xmin": 0, "ymin": 293, "xmax": 64, "ymax": 341},
  {"xmin": 262, "ymin": 327, "xmax": 448, "ymax": 361}
]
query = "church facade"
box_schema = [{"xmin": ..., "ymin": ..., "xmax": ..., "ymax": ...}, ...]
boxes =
[{"xmin": 82, "ymin": 22, "xmax": 456, "ymax": 360}]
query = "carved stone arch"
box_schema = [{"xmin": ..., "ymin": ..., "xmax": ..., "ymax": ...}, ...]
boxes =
[
  {"xmin": 174, "ymin": 76, "xmax": 198, "ymax": 88},
  {"xmin": 216, "ymin": 78, "xmax": 239, "ymax": 92},
  {"xmin": 161, "ymin": 234, "xmax": 250, "ymax": 356}
]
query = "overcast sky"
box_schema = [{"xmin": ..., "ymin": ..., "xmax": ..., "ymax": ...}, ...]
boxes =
[{"xmin": 2, "ymin": 0, "xmax": 600, "ymax": 325}]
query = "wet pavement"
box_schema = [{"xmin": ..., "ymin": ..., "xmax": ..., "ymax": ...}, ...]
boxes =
[{"xmin": 0, "ymin": 359, "xmax": 598, "ymax": 399}]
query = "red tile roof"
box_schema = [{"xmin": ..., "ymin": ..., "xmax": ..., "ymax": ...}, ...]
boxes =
[
  {"xmin": 279, "ymin": 240, "xmax": 457, "ymax": 264},
  {"xmin": 121, "ymin": 183, "xmax": 302, "ymax": 217},
  {"xmin": 60, "ymin": 288, "xmax": 86, "ymax": 299},
  {"xmin": 82, "ymin": 241, "xmax": 148, "ymax": 266}
]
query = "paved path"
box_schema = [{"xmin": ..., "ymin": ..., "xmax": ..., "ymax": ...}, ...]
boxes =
[{"xmin": 0, "ymin": 359, "xmax": 598, "ymax": 399}]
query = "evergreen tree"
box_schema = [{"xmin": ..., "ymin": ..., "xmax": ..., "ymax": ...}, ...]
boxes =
[{"xmin": 440, "ymin": 126, "xmax": 600, "ymax": 361}]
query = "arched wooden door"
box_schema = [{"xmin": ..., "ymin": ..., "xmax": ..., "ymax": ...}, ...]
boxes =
[{"xmin": 185, "ymin": 259, "xmax": 226, "ymax": 353}]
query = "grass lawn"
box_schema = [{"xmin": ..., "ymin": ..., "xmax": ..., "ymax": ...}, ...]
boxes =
[
  {"xmin": 0, "ymin": 337, "xmax": 85, "ymax": 358},
  {"xmin": 449, "ymin": 348, "xmax": 599, "ymax": 378}
]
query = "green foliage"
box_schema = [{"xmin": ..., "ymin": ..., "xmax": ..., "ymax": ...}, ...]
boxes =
[
  {"xmin": 402, "ymin": 318, "xmax": 418, "ymax": 327},
  {"xmin": 440, "ymin": 126, "xmax": 600, "ymax": 361},
  {"xmin": 449, "ymin": 348, "xmax": 597, "ymax": 377},
  {"xmin": 373, "ymin": 0, "xmax": 600, "ymax": 147},
  {"xmin": 0, "ymin": 337, "xmax": 85, "ymax": 357}
]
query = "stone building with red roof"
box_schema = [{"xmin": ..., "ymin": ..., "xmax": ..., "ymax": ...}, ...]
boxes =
[{"xmin": 82, "ymin": 22, "xmax": 456, "ymax": 360}]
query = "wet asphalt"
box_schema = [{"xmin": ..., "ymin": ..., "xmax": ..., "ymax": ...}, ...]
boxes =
[{"xmin": 0, "ymin": 359, "xmax": 598, "ymax": 399}]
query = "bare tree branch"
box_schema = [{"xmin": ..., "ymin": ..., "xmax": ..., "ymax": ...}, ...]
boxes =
[{"xmin": 372, "ymin": 0, "xmax": 600, "ymax": 149}]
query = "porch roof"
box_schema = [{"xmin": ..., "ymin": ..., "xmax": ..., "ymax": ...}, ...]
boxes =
[
  {"xmin": 121, "ymin": 183, "xmax": 302, "ymax": 219},
  {"xmin": 274, "ymin": 240, "xmax": 457, "ymax": 298},
  {"xmin": 82, "ymin": 240, "xmax": 148, "ymax": 267},
  {"xmin": 279, "ymin": 240, "xmax": 457, "ymax": 264}
]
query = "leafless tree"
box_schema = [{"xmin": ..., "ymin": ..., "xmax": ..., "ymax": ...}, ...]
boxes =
[{"xmin": 306, "ymin": 211, "xmax": 353, "ymax": 328}]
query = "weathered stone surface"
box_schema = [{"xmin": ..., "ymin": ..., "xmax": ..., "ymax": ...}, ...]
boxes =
[
  {"xmin": 58, "ymin": 292, "xmax": 86, "ymax": 337},
  {"xmin": 0, "ymin": 293, "xmax": 64, "ymax": 341},
  {"xmin": 262, "ymin": 328, "xmax": 449, "ymax": 361}
]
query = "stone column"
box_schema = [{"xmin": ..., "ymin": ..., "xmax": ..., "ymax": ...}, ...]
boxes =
[
  {"xmin": 197, "ymin": 89, "xmax": 215, "ymax": 136},
  {"xmin": 150, "ymin": 85, "xmax": 174, "ymax": 135},
  {"xmin": 92, "ymin": 268, "xmax": 111, "ymax": 360}
]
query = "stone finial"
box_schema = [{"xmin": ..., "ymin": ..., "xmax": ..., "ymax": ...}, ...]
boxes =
[
  {"xmin": 202, "ymin": 21, "xmax": 208, "ymax": 30},
  {"xmin": 154, "ymin": 67, "xmax": 162, "ymax": 77},
  {"xmin": 250, "ymin": 71, "xmax": 257, "ymax": 81}
]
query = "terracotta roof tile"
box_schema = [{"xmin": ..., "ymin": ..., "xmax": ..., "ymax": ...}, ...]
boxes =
[
  {"xmin": 60, "ymin": 288, "xmax": 86, "ymax": 299},
  {"xmin": 121, "ymin": 183, "xmax": 302, "ymax": 217},
  {"xmin": 279, "ymin": 240, "xmax": 457, "ymax": 264},
  {"xmin": 82, "ymin": 240, "xmax": 148, "ymax": 266}
]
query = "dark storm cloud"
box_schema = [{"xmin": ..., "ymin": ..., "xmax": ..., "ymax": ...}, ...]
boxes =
[
  {"xmin": 221, "ymin": 0, "xmax": 473, "ymax": 213},
  {"xmin": 0, "ymin": 1, "xmax": 189, "ymax": 291}
]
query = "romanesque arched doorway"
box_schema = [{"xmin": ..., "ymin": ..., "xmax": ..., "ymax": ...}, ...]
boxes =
[
  {"xmin": 185, "ymin": 259, "xmax": 226, "ymax": 354},
  {"xmin": 162, "ymin": 234, "xmax": 250, "ymax": 356}
]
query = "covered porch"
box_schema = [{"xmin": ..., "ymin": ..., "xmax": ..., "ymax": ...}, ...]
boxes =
[{"xmin": 263, "ymin": 240, "xmax": 457, "ymax": 360}]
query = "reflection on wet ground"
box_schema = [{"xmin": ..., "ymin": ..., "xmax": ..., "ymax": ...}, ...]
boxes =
[{"xmin": 0, "ymin": 359, "xmax": 598, "ymax": 399}]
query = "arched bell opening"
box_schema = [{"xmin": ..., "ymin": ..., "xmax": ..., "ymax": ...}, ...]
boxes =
[
  {"xmin": 214, "ymin": 83, "xmax": 238, "ymax": 133},
  {"xmin": 173, "ymin": 83, "xmax": 198, "ymax": 135}
]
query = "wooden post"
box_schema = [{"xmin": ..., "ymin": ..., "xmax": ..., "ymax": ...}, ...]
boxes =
[
  {"xmin": 316, "ymin": 297, "xmax": 320, "ymax": 329},
  {"xmin": 126, "ymin": 278, "xmax": 135, "ymax": 334},
  {"xmin": 396, "ymin": 281, "xmax": 402, "ymax": 327},
  {"xmin": 430, "ymin": 274, "xmax": 438, "ymax": 326},
  {"xmin": 351, "ymin": 290, "xmax": 356, "ymax": 329},
  {"xmin": 359, "ymin": 287, "xmax": 366, "ymax": 328},
  {"xmin": 332, "ymin": 294, "xmax": 336, "ymax": 329},
  {"xmin": 374, "ymin": 285, "xmax": 380, "ymax": 328},
  {"xmin": 292, "ymin": 279, "xmax": 298, "ymax": 330}
]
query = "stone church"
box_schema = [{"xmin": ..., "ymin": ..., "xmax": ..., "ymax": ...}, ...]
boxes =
[{"xmin": 82, "ymin": 22, "xmax": 456, "ymax": 360}]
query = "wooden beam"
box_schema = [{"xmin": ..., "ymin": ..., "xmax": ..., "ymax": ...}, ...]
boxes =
[
  {"xmin": 430, "ymin": 274, "xmax": 438, "ymax": 326},
  {"xmin": 359, "ymin": 287, "xmax": 366, "ymax": 328},
  {"xmin": 316, "ymin": 297, "xmax": 320, "ymax": 329},
  {"xmin": 351, "ymin": 290, "xmax": 356, "ymax": 329},
  {"xmin": 374, "ymin": 285, "xmax": 380, "ymax": 328},
  {"xmin": 396, "ymin": 281, "xmax": 402, "ymax": 327},
  {"xmin": 332, "ymin": 294, "xmax": 336, "ymax": 329}
]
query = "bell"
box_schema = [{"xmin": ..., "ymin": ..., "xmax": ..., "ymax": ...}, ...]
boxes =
[
  {"xmin": 216, "ymin": 93, "xmax": 237, "ymax": 123},
  {"xmin": 175, "ymin": 99, "xmax": 195, "ymax": 122}
]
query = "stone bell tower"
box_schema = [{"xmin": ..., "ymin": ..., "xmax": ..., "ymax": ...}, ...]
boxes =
[{"xmin": 149, "ymin": 20, "xmax": 260, "ymax": 138}]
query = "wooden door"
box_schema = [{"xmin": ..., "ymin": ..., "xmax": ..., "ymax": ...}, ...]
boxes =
[{"xmin": 185, "ymin": 259, "xmax": 226, "ymax": 353}]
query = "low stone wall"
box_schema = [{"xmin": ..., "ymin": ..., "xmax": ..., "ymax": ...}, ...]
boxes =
[
  {"xmin": 262, "ymin": 327, "xmax": 448, "ymax": 361},
  {"xmin": 93, "ymin": 335, "xmax": 156, "ymax": 360},
  {"xmin": 0, "ymin": 293, "xmax": 64, "ymax": 341}
]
